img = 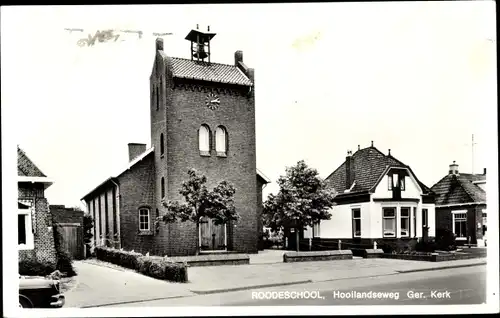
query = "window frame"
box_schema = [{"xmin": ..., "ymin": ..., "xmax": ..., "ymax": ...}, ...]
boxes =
[
  {"xmin": 400, "ymin": 207, "xmax": 410, "ymax": 237},
  {"xmin": 382, "ymin": 207, "xmax": 396, "ymax": 238},
  {"xmin": 312, "ymin": 221, "xmax": 321, "ymax": 238},
  {"xmin": 215, "ymin": 126, "xmax": 228, "ymax": 157},
  {"xmin": 400, "ymin": 176, "xmax": 405, "ymax": 191},
  {"xmin": 139, "ymin": 208, "xmax": 151, "ymax": 232},
  {"xmin": 352, "ymin": 208, "xmax": 361, "ymax": 238},
  {"xmin": 452, "ymin": 210, "xmax": 467, "ymax": 240},
  {"xmin": 18, "ymin": 203, "xmax": 34, "ymax": 250},
  {"xmin": 388, "ymin": 175, "xmax": 393, "ymax": 190},
  {"xmin": 198, "ymin": 124, "xmax": 211, "ymax": 156}
]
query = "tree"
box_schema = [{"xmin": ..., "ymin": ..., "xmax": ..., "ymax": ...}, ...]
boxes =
[
  {"xmin": 160, "ymin": 168, "xmax": 239, "ymax": 255},
  {"xmin": 262, "ymin": 160, "xmax": 336, "ymax": 252}
]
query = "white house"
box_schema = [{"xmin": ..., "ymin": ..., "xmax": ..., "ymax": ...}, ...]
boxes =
[{"xmin": 304, "ymin": 143, "xmax": 436, "ymax": 250}]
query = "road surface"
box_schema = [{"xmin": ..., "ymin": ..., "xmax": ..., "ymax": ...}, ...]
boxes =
[{"xmin": 103, "ymin": 264, "xmax": 487, "ymax": 306}]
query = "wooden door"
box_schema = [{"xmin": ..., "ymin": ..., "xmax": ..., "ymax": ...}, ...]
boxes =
[
  {"xmin": 57, "ymin": 224, "xmax": 83, "ymax": 260},
  {"xmin": 199, "ymin": 217, "xmax": 226, "ymax": 250}
]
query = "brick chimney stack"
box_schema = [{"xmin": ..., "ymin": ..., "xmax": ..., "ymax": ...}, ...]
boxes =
[{"xmin": 128, "ymin": 143, "xmax": 147, "ymax": 162}]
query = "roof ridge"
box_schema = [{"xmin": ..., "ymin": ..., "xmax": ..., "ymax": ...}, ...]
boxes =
[{"xmin": 170, "ymin": 56, "xmax": 239, "ymax": 68}]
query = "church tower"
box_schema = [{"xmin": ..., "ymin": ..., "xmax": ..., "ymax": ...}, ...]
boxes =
[{"xmin": 149, "ymin": 25, "xmax": 259, "ymax": 255}]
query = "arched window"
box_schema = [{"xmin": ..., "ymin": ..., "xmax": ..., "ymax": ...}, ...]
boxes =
[
  {"xmin": 215, "ymin": 126, "xmax": 227, "ymax": 156},
  {"xmin": 160, "ymin": 133, "xmax": 164, "ymax": 156},
  {"xmin": 199, "ymin": 125, "xmax": 210, "ymax": 156},
  {"xmin": 139, "ymin": 208, "xmax": 150, "ymax": 231},
  {"xmin": 161, "ymin": 177, "xmax": 165, "ymax": 198}
]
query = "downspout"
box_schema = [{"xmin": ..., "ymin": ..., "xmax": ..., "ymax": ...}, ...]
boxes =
[{"xmin": 110, "ymin": 179, "xmax": 121, "ymax": 249}]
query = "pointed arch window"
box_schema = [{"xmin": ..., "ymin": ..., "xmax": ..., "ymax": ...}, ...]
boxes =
[
  {"xmin": 199, "ymin": 125, "xmax": 211, "ymax": 156},
  {"xmin": 215, "ymin": 126, "xmax": 227, "ymax": 157},
  {"xmin": 160, "ymin": 133, "xmax": 164, "ymax": 157}
]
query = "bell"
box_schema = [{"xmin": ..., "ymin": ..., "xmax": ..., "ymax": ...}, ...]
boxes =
[{"xmin": 193, "ymin": 44, "xmax": 208, "ymax": 60}]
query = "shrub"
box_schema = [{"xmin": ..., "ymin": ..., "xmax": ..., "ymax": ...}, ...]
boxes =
[
  {"xmin": 435, "ymin": 228, "xmax": 457, "ymax": 251},
  {"xmin": 415, "ymin": 239, "xmax": 437, "ymax": 253},
  {"xmin": 19, "ymin": 260, "xmax": 56, "ymax": 276},
  {"xmin": 136, "ymin": 256, "xmax": 188, "ymax": 283},
  {"xmin": 95, "ymin": 247, "xmax": 188, "ymax": 283},
  {"xmin": 95, "ymin": 246, "xmax": 142, "ymax": 270}
]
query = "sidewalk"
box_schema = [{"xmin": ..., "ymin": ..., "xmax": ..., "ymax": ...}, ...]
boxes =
[{"xmin": 186, "ymin": 256, "xmax": 487, "ymax": 294}]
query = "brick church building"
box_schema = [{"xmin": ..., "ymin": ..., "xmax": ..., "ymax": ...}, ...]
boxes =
[{"xmin": 82, "ymin": 27, "xmax": 269, "ymax": 256}]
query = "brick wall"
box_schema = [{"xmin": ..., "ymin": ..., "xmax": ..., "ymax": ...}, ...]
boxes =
[
  {"xmin": 50, "ymin": 205, "xmax": 84, "ymax": 225},
  {"xmin": 18, "ymin": 190, "xmax": 57, "ymax": 265},
  {"xmin": 435, "ymin": 204, "xmax": 486, "ymax": 244},
  {"xmin": 118, "ymin": 153, "xmax": 157, "ymax": 255}
]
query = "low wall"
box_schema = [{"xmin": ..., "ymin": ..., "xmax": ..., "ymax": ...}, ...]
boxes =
[
  {"xmin": 283, "ymin": 250, "xmax": 353, "ymax": 263},
  {"xmin": 167, "ymin": 254, "xmax": 250, "ymax": 267},
  {"xmin": 380, "ymin": 250, "xmax": 487, "ymax": 262}
]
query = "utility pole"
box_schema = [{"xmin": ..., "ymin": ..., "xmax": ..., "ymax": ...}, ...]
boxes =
[{"xmin": 471, "ymin": 134, "xmax": 478, "ymax": 174}]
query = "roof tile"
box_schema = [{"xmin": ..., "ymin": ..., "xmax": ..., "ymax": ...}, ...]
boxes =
[
  {"xmin": 169, "ymin": 57, "xmax": 253, "ymax": 86},
  {"xmin": 17, "ymin": 146, "xmax": 46, "ymax": 177},
  {"xmin": 325, "ymin": 146, "xmax": 429, "ymax": 194},
  {"xmin": 431, "ymin": 173, "xmax": 486, "ymax": 205}
]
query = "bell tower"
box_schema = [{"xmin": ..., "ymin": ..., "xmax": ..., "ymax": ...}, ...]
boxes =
[{"xmin": 185, "ymin": 24, "xmax": 216, "ymax": 62}]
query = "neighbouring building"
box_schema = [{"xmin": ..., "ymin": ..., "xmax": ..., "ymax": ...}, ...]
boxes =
[
  {"xmin": 18, "ymin": 146, "xmax": 57, "ymax": 265},
  {"xmin": 295, "ymin": 142, "xmax": 436, "ymax": 251},
  {"xmin": 50, "ymin": 205, "xmax": 85, "ymax": 260},
  {"xmin": 81, "ymin": 27, "xmax": 269, "ymax": 256},
  {"xmin": 430, "ymin": 161, "xmax": 487, "ymax": 247}
]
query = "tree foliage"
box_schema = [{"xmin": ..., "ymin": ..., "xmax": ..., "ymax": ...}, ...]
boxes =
[
  {"xmin": 160, "ymin": 169, "xmax": 239, "ymax": 251},
  {"xmin": 263, "ymin": 160, "xmax": 336, "ymax": 233}
]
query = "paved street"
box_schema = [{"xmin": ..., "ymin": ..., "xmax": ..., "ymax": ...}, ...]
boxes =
[{"xmin": 108, "ymin": 265, "xmax": 486, "ymax": 306}]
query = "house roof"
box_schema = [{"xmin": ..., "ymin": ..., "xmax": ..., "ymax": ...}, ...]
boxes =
[
  {"xmin": 257, "ymin": 168, "xmax": 271, "ymax": 184},
  {"xmin": 430, "ymin": 173, "xmax": 486, "ymax": 206},
  {"xmin": 169, "ymin": 57, "xmax": 253, "ymax": 87},
  {"xmin": 17, "ymin": 146, "xmax": 46, "ymax": 177},
  {"xmin": 325, "ymin": 146, "xmax": 431, "ymax": 195}
]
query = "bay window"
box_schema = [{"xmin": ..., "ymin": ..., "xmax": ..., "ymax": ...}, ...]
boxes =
[
  {"xmin": 383, "ymin": 207, "xmax": 396, "ymax": 237},
  {"xmin": 400, "ymin": 207, "xmax": 410, "ymax": 237}
]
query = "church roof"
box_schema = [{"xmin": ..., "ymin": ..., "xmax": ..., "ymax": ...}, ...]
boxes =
[{"xmin": 169, "ymin": 57, "xmax": 253, "ymax": 87}]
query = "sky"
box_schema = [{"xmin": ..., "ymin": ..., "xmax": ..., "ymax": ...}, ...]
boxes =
[{"xmin": 2, "ymin": 2, "xmax": 497, "ymax": 210}]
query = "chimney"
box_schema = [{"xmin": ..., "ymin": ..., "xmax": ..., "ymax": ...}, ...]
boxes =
[
  {"xmin": 156, "ymin": 38, "xmax": 164, "ymax": 51},
  {"xmin": 235, "ymin": 50, "xmax": 243, "ymax": 66},
  {"xmin": 449, "ymin": 161, "xmax": 459, "ymax": 175},
  {"xmin": 128, "ymin": 143, "xmax": 147, "ymax": 162},
  {"xmin": 371, "ymin": 140, "xmax": 374, "ymax": 147},
  {"xmin": 483, "ymin": 168, "xmax": 486, "ymax": 175},
  {"xmin": 346, "ymin": 150, "xmax": 352, "ymax": 189},
  {"xmin": 388, "ymin": 149, "xmax": 391, "ymax": 156}
]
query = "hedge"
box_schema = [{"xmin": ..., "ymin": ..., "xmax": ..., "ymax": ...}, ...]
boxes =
[
  {"xmin": 95, "ymin": 247, "xmax": 188, "ymax": 283},
  {"xmin": 19, "ymin": 259, "xmax": 57, "ymax": 277}
]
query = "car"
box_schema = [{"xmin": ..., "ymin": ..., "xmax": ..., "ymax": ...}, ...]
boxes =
[{"xmin": 19, "ymin": 275, "xmax": 65, "ymax": 308}]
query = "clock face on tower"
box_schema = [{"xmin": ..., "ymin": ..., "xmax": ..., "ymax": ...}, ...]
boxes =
[{"xmin": 205, "ymin": 92, "xmax": 220, "ymax": 110}]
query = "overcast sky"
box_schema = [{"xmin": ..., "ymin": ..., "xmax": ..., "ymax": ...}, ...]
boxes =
[{"xmin": 2, "ymin": 2, "xmax": 497, "ymax": 209}]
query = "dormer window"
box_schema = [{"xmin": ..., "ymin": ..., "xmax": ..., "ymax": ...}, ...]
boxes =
[{"xmin": 388, "ymin": 173, "xmax": 405, "ymax": 190}]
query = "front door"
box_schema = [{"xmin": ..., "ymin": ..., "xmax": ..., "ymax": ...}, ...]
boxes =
[{"xmin": 199, "ymin": 217, "xmax": 226, "ymax": 250}]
